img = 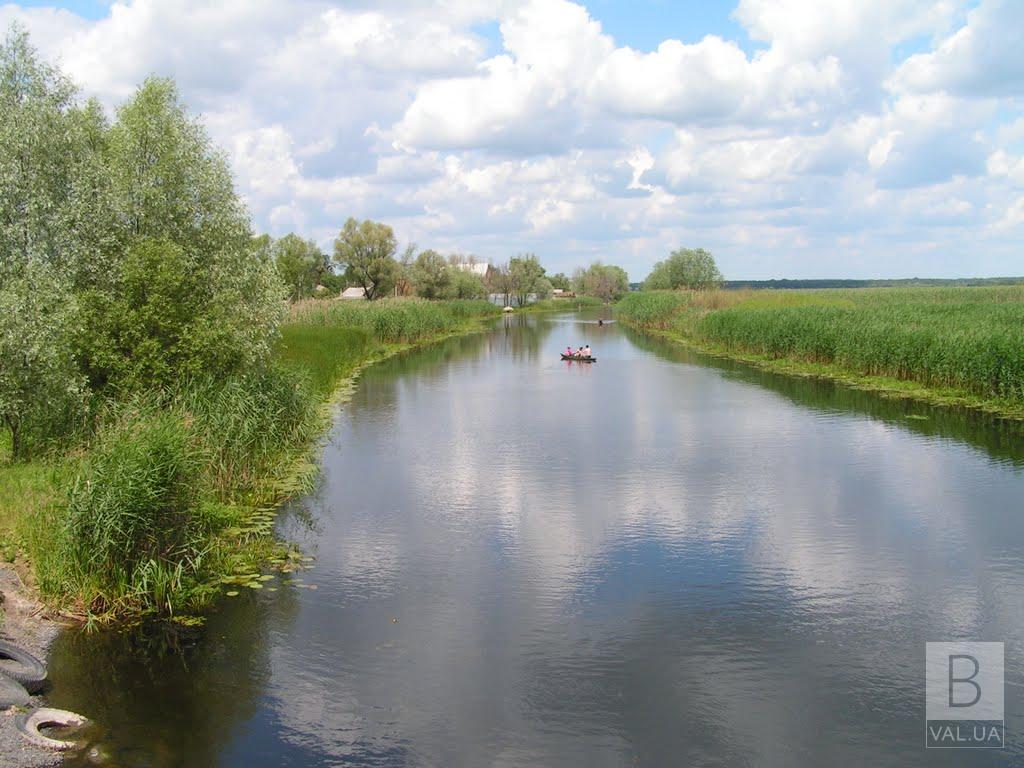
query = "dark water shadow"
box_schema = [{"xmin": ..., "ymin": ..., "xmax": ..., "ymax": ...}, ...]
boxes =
[
  {"xmin": 623, "ymin": 326, "xmax": 1024, "ymax": 468},
  {"xmin": 48, "ymin": 578, "xmax": 302, "ymax": 767}
]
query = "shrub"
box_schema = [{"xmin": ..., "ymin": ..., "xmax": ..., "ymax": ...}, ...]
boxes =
[{"xmin": 77, "ymin": 236, "xmax": 284, "ymax": 393}]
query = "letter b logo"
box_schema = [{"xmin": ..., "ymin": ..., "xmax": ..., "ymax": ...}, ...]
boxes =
[{"xmin": 948, "ymin": 654, "xmax": 982, "ymax": 707}]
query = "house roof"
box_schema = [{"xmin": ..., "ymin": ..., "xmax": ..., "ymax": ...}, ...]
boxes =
[{"xmin": 340, "ymin": 286, "xmax": 367, "ymax": 298}]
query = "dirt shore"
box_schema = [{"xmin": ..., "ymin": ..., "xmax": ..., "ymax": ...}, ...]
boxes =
[{"xmin": 0, "ymin": 564, "xmax": 66, "ymax": 768}]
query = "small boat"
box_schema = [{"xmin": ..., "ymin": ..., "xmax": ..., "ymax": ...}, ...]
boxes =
[{"xmin": 561, "ymin": 354, "xmax": 596, "ymax": 363}]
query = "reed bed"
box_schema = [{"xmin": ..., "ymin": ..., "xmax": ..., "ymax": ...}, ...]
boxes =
[
  {"xmin": 288, "ymin": 297, "xmax": 498, "ymax": 343},
  {"xmin": 617, "ymin": 287, "xmax": 1024, "ymax": 403}
]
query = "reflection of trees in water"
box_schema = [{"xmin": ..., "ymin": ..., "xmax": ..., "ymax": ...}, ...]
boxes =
[
  {"xmin": 48, "ymin": 583, "xmax": 301, "ymax": 767},
  {"xmin": 624, "ymin": 326, "xmax": 1024, "ymax": 467},
  {"xmin": 497, "ymin": 313, "xmax": 556, "ymax": 361},
  {"xmin": 354, "ymin": 315, "xmax": 558, "ymax": 411}
]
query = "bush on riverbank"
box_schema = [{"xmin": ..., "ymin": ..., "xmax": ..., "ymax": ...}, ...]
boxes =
[{"xmin": 616, "ymin": 287, "xmax": 1024, "ymax": 405}]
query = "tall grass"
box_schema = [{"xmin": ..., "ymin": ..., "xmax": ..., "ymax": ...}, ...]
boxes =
[
  {"xmin": 27, "ymin": 366, "xmax": 321, "ymax": 616},
  {"xmin": 56, "ymin": 408, "xmax": 206, "ymax": 614},
  {"xmin": 617, "ymin": 287, "xmax": 1024, "ymax": 404},
  {"xmin": 287, "ymin": 297, "xmax": 499, "ymax": 344},
  {"xmin": 280, "ymin": 298, "xmax": 498, "ymax": 393},
  {"xmin": 177, "ymin": 367, "xmax": 321, "ymax": 497},
  {"xmin": 276, "ymin": 325, "xmax": 373, "ymax": 396},
  {"xmin": 615, "ymin": 291, "xmax": 690, "ymax": 327}
]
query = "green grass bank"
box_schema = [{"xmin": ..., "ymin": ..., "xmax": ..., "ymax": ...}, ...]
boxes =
[
  {"xmin": 517, "ymin": 296, "xmax": 604, "ymax": 313},
  {"xmin": 0, "ymin": 298, "xmax": 499, "ymax": 621},
  {"xmin": 616, "ymin": 287, "xmax": 1024, "ymax": 419}
]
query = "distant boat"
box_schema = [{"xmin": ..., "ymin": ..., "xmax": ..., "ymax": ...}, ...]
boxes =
[{"xmin": 561, "ymin": 354, "xmax": 596, "ymax": 363}]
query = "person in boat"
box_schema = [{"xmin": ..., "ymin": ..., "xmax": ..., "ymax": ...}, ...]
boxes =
[
  {"xmin": 576, "ymin": 347, "xmax": 585, "ymax": 358},
  {"xmin": 565, "ymin": 345, "xmax": 574, "ymax": 357},
  {"xmin": 583, "ymin": 345, "xmax": 592, "ymax": 358}
]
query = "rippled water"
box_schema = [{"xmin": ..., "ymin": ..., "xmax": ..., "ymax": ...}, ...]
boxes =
[{"xmin": 50, "ymin": 312, "xmax": 1024, "ymax": 766}]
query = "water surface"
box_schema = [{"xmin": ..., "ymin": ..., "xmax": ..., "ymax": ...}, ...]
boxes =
[{"xmin": 50, "ymin": 312, "xmax": 1024, "ymax": 766}]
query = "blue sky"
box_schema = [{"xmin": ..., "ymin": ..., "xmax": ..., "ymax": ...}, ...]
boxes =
[
  {"xmin": 589, "ymin": 0, "xmax": 750, "ymax": 50},
  {"xmin": 16, "ymin": 0, "xmax": 106, "ymax": 19},
  {"xmin": 2, "ymin": 0, "xmax": 1021, "ymax": 280}
]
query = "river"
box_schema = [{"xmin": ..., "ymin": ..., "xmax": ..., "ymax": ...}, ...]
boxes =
[{"xmin": 48, "ymin": 311, "xmax": 1024, "ymax": 766}]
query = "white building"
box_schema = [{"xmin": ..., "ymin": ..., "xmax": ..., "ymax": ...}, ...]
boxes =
[
  {"xmin": 340, "ymin": 286, "xmax": 367, "ymax": 300},
  {"xmin": 455, "ymin": 262, "xmax": 490, "ymax": 277}
]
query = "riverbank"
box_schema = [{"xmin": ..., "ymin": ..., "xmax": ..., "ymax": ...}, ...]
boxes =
[
  {"xmin": 615, "ymin": 287, "xmax": 1024, "ymax": 421},
  {"xmin": 0, "ymin": 298, "xmax": 499, "ymax": 764},
  {"xmin": 0, "ymin": 565, "xmax": 63, "ymax": 768},
  {"xmin": 0, "ymin": 299, "xmax": 500, "ymax": 625}
]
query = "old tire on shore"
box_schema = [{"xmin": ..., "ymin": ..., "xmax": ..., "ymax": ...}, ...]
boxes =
[
  {"xmin": 0, "ymin": 639, "xmax": 47, "ymax": 693},
  {"xmin": 15, "ymin": 708, "xmax": 88, "ymax": 751},
  {"xmin": 0, "ymin": 672, "xmax": 30, "ymax": 708}
]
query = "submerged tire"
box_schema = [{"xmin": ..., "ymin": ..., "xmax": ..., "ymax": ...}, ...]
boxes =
[
  {"xmin": 0, "ymin": 672, "xmax": 30, "ymax": 708},
  {"xmin": 0, "ymin": 640, "xmax": 47, "ymax": 693},
  {"xmin": 15, "ymin": 708, "xmax": 88, "ymax": 751}
]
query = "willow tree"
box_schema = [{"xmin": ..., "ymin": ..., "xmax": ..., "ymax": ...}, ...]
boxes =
[
  {"xmin": 273, "ymin": 233, "xmax": 329, "ymax": 300},
  {"xmin": 0, "ymin": 264, "xmax": 85, "ymax": 458},
  {"xmin": 573, "ymin": 262, "xmax": 629, "ymax": 302},
  {"xmin": 0, "ymin": 25, "xmax": 81, "ymax": 277},
  {"xmin": 77, "ymin": 77, "xmax": 283, "ymax": 391},
  {"xmin": 508, "ymin": 253, "xmax": 547, "ymax": 306},
  {"xmin": 644, "ymin": 248, "xmax": 723, "ymax": 290},
  {"xmin": 412, "ymin": 249, "xmax": 452, "ymax": 299},
  {"xmin": 332, "ymin": 218, "xmax": 400, "ymax": 300}
]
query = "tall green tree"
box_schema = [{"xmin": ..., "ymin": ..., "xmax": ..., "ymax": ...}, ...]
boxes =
[
  {"xmin": 549, "ymin": 272, "xmax": 572, "ymax": 291},
  {"xmin": 273, "ymin": 233, "xmax": 329, "ymax": 300},
  {"xmin": 107, "ymin": 78, "xmax": 251, "ymax": 253},
  {"xmin": 63, "ymin": 97, "xmax": 121, "ymax": 291},
  {"xmin": 0, "ymin": 263, "xmax": 85, "ymax": 458},
  {"xmin": 332, "ymin": 218, "xmax": 400, "ymax": 300},
  {"xmin": 77, "ymin": 78, "xmax": 283, "ymax": 391},
  {"xmin": 411, "ymin": 249, "xmax": 452, "ymax": 299},
  {"xmin": 449, "ymin": 268, "xmax": 487, "ymax": 299},
  {"xmin": 508, "ymin": 253, "xmax": 547, "ymax": 306},
  {"xmin": 644, "ymin": 248, "xmax": 723, "ymax": 290},
  {"xmin": 0, "ymin": 25, "xmax": 83, "ymax": 278},
  {"xmin": 573, "ymin": 262, "xmax": 629, "ymax": 302}
]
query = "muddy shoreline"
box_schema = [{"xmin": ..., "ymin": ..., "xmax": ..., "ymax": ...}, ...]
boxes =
[{"xmin": 0, "ymin": 564, "xmax": 67, "ymax": 767}]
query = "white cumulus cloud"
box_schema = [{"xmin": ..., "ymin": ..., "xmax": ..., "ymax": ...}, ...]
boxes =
[{"xmin": 1, "ymin": 0, "xmax": 1021, "ymax": 279}]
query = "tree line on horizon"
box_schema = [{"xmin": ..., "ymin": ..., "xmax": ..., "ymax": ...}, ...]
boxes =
[{"xmin": 262, "ymin": 217, "xmax": 632, "ymax": 307}]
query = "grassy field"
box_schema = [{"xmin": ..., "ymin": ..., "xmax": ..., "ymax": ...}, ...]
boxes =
[
  {"xmin": 0, "ymin": 298, "xmax": 499, "ymax": 620},
  {"xmin": 616, "ymin": 287, "xmax": 1024, "ymax": 416}
]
